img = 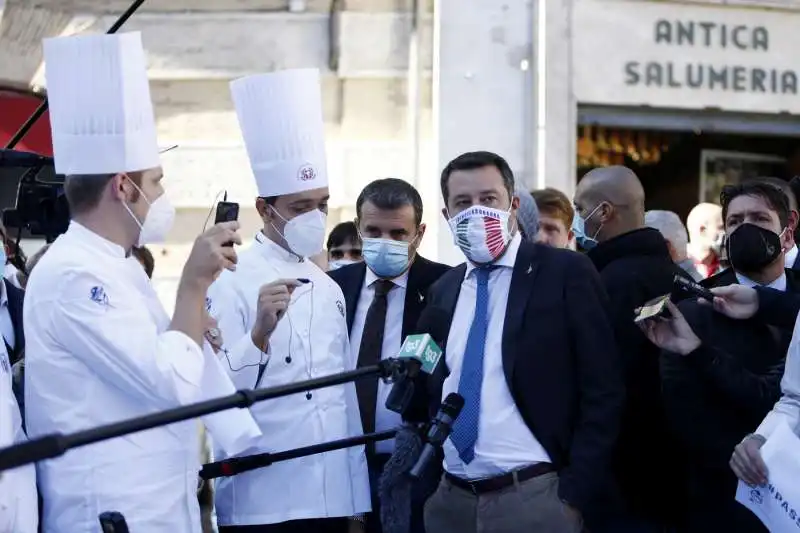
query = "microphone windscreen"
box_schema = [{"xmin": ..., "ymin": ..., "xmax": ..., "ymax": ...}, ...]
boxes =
[{"xmin": 379, "ymin": 424, "xmax": 422, "ymax": 533}]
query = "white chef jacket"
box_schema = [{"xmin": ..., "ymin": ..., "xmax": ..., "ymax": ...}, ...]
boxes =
[
  {"xmin": 207, "ymin": 232, "xmax": 371, "ymax": 526},
  {"xmin": 757, "ymin": 306, "xmax": 800, "ymax": 439},
  {"xmin": 0, "ymin": 344, "xmax": 37, "ymax": 533},
  {"xmin": 24, "ymin": 222, "xmax": 261, "ymax": 533}
]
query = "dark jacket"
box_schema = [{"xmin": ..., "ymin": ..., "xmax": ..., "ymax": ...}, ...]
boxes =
[
  {"xmin": 3, "ymin": 278, "xmax": 25, "ymax": 365},
  {"xmin": 587, "ymin": 227, "xmax": 688, "ymax": 525},
  {"xmin": 660, "ymin": 269, "xmax": 800, "ymax": 533},
  {"xmin": 328, "ymin": 256, "xmax": 450, "ymax": 341},
  {"xmin": 414, "ymin": 241, "xmax": 624, "ymax": 513}
]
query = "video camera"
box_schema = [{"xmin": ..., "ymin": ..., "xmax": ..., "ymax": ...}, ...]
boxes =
[{"xmin": 0, "ymin": 149, "xmax": 69, "ymax": 243}]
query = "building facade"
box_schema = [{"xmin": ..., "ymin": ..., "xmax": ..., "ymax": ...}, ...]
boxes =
[{"xmin": 2, "ymin": 0, "xmax": 800, "ymax": 293}]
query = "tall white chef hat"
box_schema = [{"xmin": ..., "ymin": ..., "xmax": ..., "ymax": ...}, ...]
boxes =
[
  {"xmin": 230, "ymin": 68, "xmax": 328, "ymax": 198},
  {"xmin": 43, "ymin": 32, "xmax": 161, "ymax": 176}
]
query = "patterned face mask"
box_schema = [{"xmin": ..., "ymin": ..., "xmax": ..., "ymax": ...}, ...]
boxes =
[{"xmin": 448, "ymin": 205, "xmax": 513, "ymax": 264}]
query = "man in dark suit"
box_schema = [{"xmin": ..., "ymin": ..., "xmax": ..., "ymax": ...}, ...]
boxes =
[
  {"xmin": 645, "ymin": 181, "xmax": 797, "ymax": 533},
  {"xmin": 757, "ymin": 177, "xmax": 800, "ymax": 271},
  {"xmin": 573, "ymin": 166, "xmax": 690, "ymax": 532},
  {"xmin": 414, "ymin": 151, "xmax": 624, "ymax": 533},
  {"xmin": 328, "ymin": 178, "xmax": 449, "ymax": 533}
]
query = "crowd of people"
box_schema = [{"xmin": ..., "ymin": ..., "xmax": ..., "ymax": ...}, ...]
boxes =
[{"xmin": 1, "ymin": 30, "xmax": 799, "ymax": 533}]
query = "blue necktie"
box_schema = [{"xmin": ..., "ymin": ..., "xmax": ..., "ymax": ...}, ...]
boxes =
[{"xmin": 450, "ymin": 266, "xmax": 492, "ymax": 464}]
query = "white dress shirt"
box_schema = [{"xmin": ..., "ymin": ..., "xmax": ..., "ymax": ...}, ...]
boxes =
[
  {"xmin": 349, "ymin": 268, "xmax": 408, "ymax": 454},
  {"xmin": 0, "ymin": 342, "xmax": 37, "ymax": 533},
  {"xmin": 785, "ymin": 245, "xmax": 798, "ymax": 269},
  {"xmin": 441, "ymin": 233, "xmax": 551, "ymax": 480},
  {"xmin": 734, "ymin": 271, "xmax": 787, "ymax": 291},
  {"xmin": 25, "ymin": 222, "xmax": 259, "ymax": 533},
  {"xmin": 207, "ymin": 233, "xmax": 371, "ymax": 526}
]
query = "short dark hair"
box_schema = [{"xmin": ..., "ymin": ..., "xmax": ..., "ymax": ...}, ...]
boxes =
[
  {"xmin": 65, "ymin": 171, "xmax": 143, "ymax": 214},
  {"xmin": 326, "ymin": 221, "xmax": 360, "ymax": 250},
  {"xmin": 131, "ymin": 245, "xmax": 155, "ymax": 278},
  {"xmin": 721, "ymin": 181, "xmax": 790, "ymax": 228},
  {"xmin": 757, "ymin": 177, "xmax": 798, "ymax": 212},
  {"xmin": 440, "ymin": 151, "xmax": 515, "ymax": 204},
  {"xmin": 356, "ymin": 178, "xmax": 423, "ymax": 226}
]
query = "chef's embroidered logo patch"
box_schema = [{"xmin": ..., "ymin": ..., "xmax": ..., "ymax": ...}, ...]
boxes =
[
  {"xmin": 0, "ymin": 354, "xmax": 9, "ymax": 374},
  {"xmin": 205, "ymin": 297, "xmax": 213, "ymax": 312},
  {"xmin": 90, "ymin": 286, "xmax": 109, "ymax": 307},
  {"xmin": 298, "ymin": 164, "xmax": 317, "ymax": 182},
  {"xmin": 336, "ymin": 300, "xmax": 345, "ymax": 317}
]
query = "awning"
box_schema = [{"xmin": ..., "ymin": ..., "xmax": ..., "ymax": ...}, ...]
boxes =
[{"xmin": 0, "ymin": 90, "xmax": 53, "ymax": 156}]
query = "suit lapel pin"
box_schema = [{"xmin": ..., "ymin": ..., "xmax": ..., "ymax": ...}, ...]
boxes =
[
  {"xmin": 526, "ymin": 264, "xmax": 533, "ymax": 275},
  {"xmin": 418, "ymin": 291, "xmax": 425, "ymax": 302}
]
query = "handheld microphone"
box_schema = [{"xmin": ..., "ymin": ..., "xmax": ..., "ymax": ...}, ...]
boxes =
[
  {"xmin": 408, "ymin": 392, "xmax": 464, "ymax": 479},
  {"xmin": 385, "ymin": 334, "xmax": 444, "ymax": 414}
]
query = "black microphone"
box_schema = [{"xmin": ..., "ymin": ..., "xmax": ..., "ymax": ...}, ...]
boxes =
[
  {"xmin": 98, "ymin": 512, "xmax": 130, "ymax": 533},
  {"xmin": 408, "ymin": 392, "xmax": 464, "ymax": 479},
  {"xmin": 385, "ymin": 307, "xmax": 449, "ymax": 416},
  {"xmin": 385, "ymin": 334, "xmax": 445, "ymax": 414}
]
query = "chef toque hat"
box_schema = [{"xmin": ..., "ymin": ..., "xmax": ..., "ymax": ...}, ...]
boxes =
[
  {"xmin": 43, "ymin": 32, "xmax": 161, "ymax": 176},
  {"xmin": 230, "ymin": 69, "xmax": 328, "ymax": 198}
]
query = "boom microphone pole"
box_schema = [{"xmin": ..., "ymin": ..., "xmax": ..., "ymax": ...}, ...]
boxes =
[
  {"xmin": 201, "ymin": 430, "xmax": 397, "ymax": 480},
  {"xmin": 0, "ymin": 358, "xmax": 412, "ymax": 472},
  {"xmin": 4, "ymin": 0, "xmax": 149, "ymax": 150}
]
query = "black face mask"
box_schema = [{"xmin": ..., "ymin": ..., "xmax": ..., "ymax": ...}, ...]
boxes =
[{"xmin": 727, "ymin": 223, "xmax": 783, "ymax": 273}]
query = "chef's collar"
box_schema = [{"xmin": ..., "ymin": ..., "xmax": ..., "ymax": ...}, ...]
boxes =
[
  {"xmin": 254, "ymin": 231, "xmax": 303, "ymax": 263},
  {"xmin": 69, "ymin": 221, "xmax": 127, "ymax": 258}
]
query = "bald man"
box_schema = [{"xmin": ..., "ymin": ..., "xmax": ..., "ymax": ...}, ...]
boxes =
[
  {"xmin": 686, "ymin": 203, "xmax": 724, "ymax": 279},
  {"xmin": 573, "ymin": 166, "xmax": 688, "ymax": 532}
]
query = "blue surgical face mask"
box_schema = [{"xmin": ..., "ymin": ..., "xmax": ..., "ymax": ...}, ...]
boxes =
[
  {"xmin": 362, "ymin": 237, "xmax": 415, "ymax": 279},
  {"xmin": 572, "ymin": 203, "xmax": 603, "ymax": 251}
]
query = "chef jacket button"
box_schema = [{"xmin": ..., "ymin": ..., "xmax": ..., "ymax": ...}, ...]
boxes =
[
  {"xmin": 285, "ymin": 356, "xmax": 292, "ymax": 364},
  {"xmin": 306, "ymin": 392, "xmax": 312, "ymax": 400}
]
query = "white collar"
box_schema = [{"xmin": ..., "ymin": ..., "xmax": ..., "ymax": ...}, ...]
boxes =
[
  {"xmin": 254, "ymin": 231, "xmax": 304, "ymax": 264},
  {"xmin": 785, "ymin": 245, "xmax": 798, "ymax": 268},
  {"xmin": 735, "ymin": 271, "xmax": 787, "ymax": 291},
  {"xmin": 464, "ymin": 232, "xmax": 522, "ymax": 278},
  {"xmin": 0, "ymin": 279, "xmax": 6, "ymax": 308},
  {"xmin": 68, "ymin": 221, "xmax": 127, "ymax": 258},
  {"xmin": 364, "ymin": 264, "xmax": 409, "ymax": 290}
]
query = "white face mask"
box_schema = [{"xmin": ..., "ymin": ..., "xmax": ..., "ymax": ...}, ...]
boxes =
[
  {"xmin": 447, "ymin": 205, "xmax": 514, "ymax": 264},
  {"xmin": 271, "ymin": 207, "xmax": 327, "ymax": 258},
  {"xmin": 123, "ymin": 179, "xmax": 176, "ymax": 246}
]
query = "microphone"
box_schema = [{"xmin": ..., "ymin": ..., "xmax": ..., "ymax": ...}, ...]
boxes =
[
  {"xmin": 384, "ymin": 333, "xmax": 444, "ymax": 414},
  {"xmin": 98, "ymin": 512, "xmax": 130, "ymax": 533},
  {"xmin": 408, "ymin": 392, "xmax": 464, "ymax": 479}
]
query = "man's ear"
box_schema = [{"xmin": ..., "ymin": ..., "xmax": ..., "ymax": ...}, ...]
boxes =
[
  {"xmin": 790, "ymin": 210, "xmax": 799, "ymax": 232},
  {"xmin": 511, "ymin": 196, "xmax": 521, "ymax": 211},
  {"xmin": 110, "ymin": 172, "xmax": 130, "ymax": 202},
  {"xmin": 441, "ymin": 207, "xmax": 449, "ymax": 220},
  {"xmin": 255, "ymin": 197, "xmax": 271, "ymax": 222},
  {"xmin": 416, "ymin": 222, "xmax": 427, "ymax": 242}
]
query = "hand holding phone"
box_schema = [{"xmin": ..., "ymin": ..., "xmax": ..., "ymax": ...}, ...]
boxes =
[{"xmin": 636, "ymin": 298, "xmax": 702, "ymax": 355}]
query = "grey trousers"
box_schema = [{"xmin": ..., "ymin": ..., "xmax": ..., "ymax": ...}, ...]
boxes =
[{"xmin": 424, "ymin": 472, "xmax": 583, "ymax": 533}]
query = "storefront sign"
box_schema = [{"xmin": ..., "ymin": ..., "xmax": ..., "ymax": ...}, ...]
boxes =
[{"xmin": 573, "ymin": 0, "xmax": 800, "ymax": 114}]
